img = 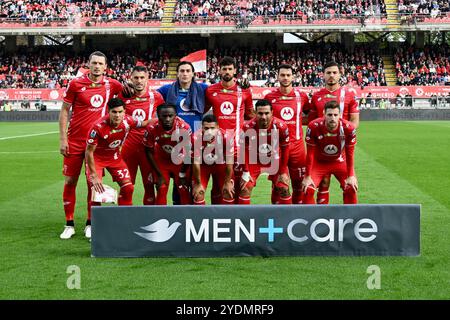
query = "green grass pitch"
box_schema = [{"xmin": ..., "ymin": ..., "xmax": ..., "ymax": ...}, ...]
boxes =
[{"xmin": 0, "ymin": 121, "xmax": 449, "ymax": 299}]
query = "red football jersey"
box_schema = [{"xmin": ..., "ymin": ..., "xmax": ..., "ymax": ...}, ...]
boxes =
[
  {"xmin": 63, "ymin": 74, "xmax": 122, "ymax": 153},
  {"xmin": 205, "ymin": 82, "xmax": 253, "ymax": 142},
  {"xmin": 191, "ymin": 128, "xmax": 235, "ymax": 166},
  {"xmin": 264, "ymin": 88, "xmax": 309, "ymax": 142},
  {"xmin": 305, "ymin": 117, "xmax": 356, "ymax": 163},
  {"xmin": 309, "ymin": 87, "xmax": 359, "ymax": 122},
  {"xmin": 119, "ymin": 88, "xmax": 164, "ymax": 147},
  {"xmin": 241, "ymin": 117, "xmax": 290, "ymax": 173},
  {"xmin": 86, "ymin": 114, "xmax": 140, "ymax": 161},
  {"xmin": 142, "ymin": 117, "xmax": 192, "ymax": 163}
]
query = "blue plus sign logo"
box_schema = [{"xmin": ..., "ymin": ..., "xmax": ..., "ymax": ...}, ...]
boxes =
[{"xmin": 259, "ymin": 219, "xmax": 283, "ymax": 242}]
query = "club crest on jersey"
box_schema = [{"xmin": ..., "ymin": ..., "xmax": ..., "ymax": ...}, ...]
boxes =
[
  {"xmin": 132, "ymin": 109, "xmax": 146, "ymax": 121},
  {"xmin": 220, "ymin": 101, "xmax": 234, "ymax": 115},
  {"xmin": 90, "ymin": 94, "xmax": 104, "ymax": 108},
  {"xmin": 162, "ymin": 145, "xmax": 173, "ymax": 153},
  {"xmin": 109, "ymin": 140, "xmax": 122, "ymax": 148},
  {"xmin": 280, "ymin": 107, "xmax": 294, "ymax": 121},
  {"xmin": 324, "ymin": 144, "xmax": 338, "ymax": 154},
  {"xmin": 259, "ymin": 143, "xmax": 272, "ymax": 154}
]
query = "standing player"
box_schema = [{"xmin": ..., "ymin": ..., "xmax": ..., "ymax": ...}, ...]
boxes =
[
  {"xmin": 264, "ymin": 64, "xmax": 310, "ymax": 204},
  {"xmin": 119, "ymin": 66, "xmax": 165, "ymax": 205},
  {"xmin": 157, "ymin": 61, "xmax": 208, "ymax": 205},
  {"xmin": 191, "ymin": 114, "xmax": 236, "ymax": 205},
  {"xmin": 85, "ymin": 98, "xmax": 149, "ymax": 214},
  {"xmin": 143, "ymin": 104, "xmax": 192, "ymax": 205},
  {"xmin": 308, "ymin": 61, "xmax": 360, "ymax": 204},
  {"xmin": 238, "ymin": 99, "xmax": 291, "ymax": 205},
  {"xmin": 205, "ymin": 56, "xmax": 255, "ymax": 203},
  {"xmin": 59, "ymin": 51, "xmax": 128, "ymax": 240},
  {"xmin": 302, "ymin": 101, "xmax": 358, "ymax": 204}
]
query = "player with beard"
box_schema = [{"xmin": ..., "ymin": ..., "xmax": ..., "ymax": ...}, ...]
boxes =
[
  {"xmin": 205, "ymin": 56, "xmax": 255, "ymax": 204},
  {"xmin": 264, "ymin": 64, "xmax": 310, "ymax": 204},
  {"xmin": 119, "ymin": 66, "xmax": 165, "ymax": 205},
  {"xmin": 307, "ymin": 61, "xmax": 359, "ymax": 204},
  {"xmin": 302, "ymin": 101, "xmax": 358, "ymax": 204}
]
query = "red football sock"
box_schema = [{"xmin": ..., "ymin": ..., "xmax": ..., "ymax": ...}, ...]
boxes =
[
  {"xmin": 302, "ymin": 187, "xmax": 316, "ymax": 204},
  {"xmin": 143, "ymin": 183, "xmax": 155, "ymax": 205},
  {"xmin": 279, "ymin": 195, "xmax": 292, "ymax": 204},
  {"xmin": 63, "ymin": 183, "xmax": 76, "ymax": 222},
  {"xmin": 193, "ymin": 199, "xmax": 206, "ymax": 205},
  {"xmin": 238, "ymin": 196, "xmax": 251, "ymax": 205},
  {"xmin": 316, "ymin": 187, "xmax": 329, "ymax": 204},
  {"xmin": 343, "ymin": 186, "xmax": 358, "ymax": 204},
  {"xmin": 87, "ymin": 187, "xmax": 100, "ymax": 220},
  {"xmin": 118, "ymin": 183, "xmax": 134, "ymax": 206},
  {"xmin": 222, "ymin": 197, "xmax": 235, "ymax": 205}
]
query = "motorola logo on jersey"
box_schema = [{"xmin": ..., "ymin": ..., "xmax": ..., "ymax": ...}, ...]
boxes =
[
  {"xmin": 90, "ymin": 94, "xmax": 104, "ymax": 108},
  {"xmin": 220, "ymin": 102, "xmax": 234, "ymax": 115},
  {"xmin": 280, "ymin": 107, "xmax": 294, "ymax": 121},
  {"xmin": 132, "ymin": 108, "xmax": 146, "ymax": 121},
  {"xmin": 108, "ymin": 140, "xmax": 122, "ymax": 148},
  {"xmin": 259, "ymin": 143, "xmax": 272, "ymax": 154},
  {"xmin": 162, "ymin": 145, "xmax": 174, "ymax": 153},
  {"xmin": 324, "ymin": 144, "xmax": 338, "ymax": 155}
]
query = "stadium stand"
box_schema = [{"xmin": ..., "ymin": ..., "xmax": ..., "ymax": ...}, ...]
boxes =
[
  {"xmin": 205, "ymin": 44, "xmax": 387, "ymax": 88},
  {"xmin": 0, "ymin": 0, "xmax": 165, "ymax": 27},
  {"xmin": 0, "ymin": 47, "xmax": 170, "ymax": 89},
  {"xmin": 394, "ymin": 44, "xmax": 450, "ymax": 85},
  {"xmin": 172, "ymin": 0, "xmax": 387, "ymax": 26},
  {"xmin": 398, "ymin": 0, "xmax": 450, "ymax": 24}
]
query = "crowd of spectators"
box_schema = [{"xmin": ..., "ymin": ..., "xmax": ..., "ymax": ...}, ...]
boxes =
[
  {"xmin": 398, "ymin": 0, "xmax": 449, "ymax": 17},
  {"xmin": 0, "ymin": 47, "xmax": 170, "ymax": 89},
  {"xmin": 0, "ymin": 0, "xmax": 164, "ymax": 25},
  {"xmin": 173, "ymin": 0, "xmax": 387, "ymax": 25},
  {"xmin": 205, "ymin": 43, "xmax": 386, "ymax": 88},
  {"xmin": 394, "ymin": 45, "xmax": 450, "ymax": 85}
]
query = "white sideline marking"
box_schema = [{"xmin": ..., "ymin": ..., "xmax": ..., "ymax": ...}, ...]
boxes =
[
  {"xmin": 0, "ymin": 151, "xmax": 58, "ymax": 154},
  {"xmin": 0, "ymin": 131, "xmax": 58, "ymax": 140}
]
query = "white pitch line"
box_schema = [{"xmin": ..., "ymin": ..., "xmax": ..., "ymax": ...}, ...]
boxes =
[
  {"xmin": 0, "ymin": 151, "xmax": 58, "ymax": 154},
  {"xmin": 0, "ymin": 131, "xmax": 58, "ymax": 140}
]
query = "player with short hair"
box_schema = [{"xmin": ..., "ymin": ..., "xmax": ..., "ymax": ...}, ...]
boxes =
[
  {"xmin": 302, "ymin": 100, "xmax": 358, "ymax": 204},
  {"xmin": 264, "ymin": 64, "xmax": 310, "ymax": 204},
  {"xmin": 85, "ymin": 98, "xmax": 149, "ymax": 218},
  {"xmin": 205, "ymin": 56, "xmax": 255, "ymax": 203},
  {"xmin": 308, "ymin": 61, "xmax": 360, "ymax": 204},
  {"xmin": 59, "ymin": 51, "xmax": 132, "ymax": 240},
  {"xmin": 143, "ymin": 103, "xmax": 192, "ymax": 205},
  {"xmin": 238, "ymin": 99, "xmax": 291, "ymax": 205},
  {"xmin": 119, "ymin": 65, "xmax": 165, "ymax": 205},
  {"xmin": 191, "ymin": 114, "xmax": 236, "ymax": 205}
]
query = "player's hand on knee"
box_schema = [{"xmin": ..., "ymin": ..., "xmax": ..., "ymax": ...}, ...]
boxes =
[
  {"xmin": 301, "ymin": 176, "xmax": 315, "ymax": 193},
  {"xmin": 277, "ymin": 173, "xmax": 290, "ymax": 187},
  {"xmin": 222, "ymin": 180, "xmax": 235, "ymax": 199},
  {"xmin": 345, "ymin": 176, "xmax": 358, "ymax": 192},
  {"xmin": 192, "ymin": 183, "xmax": 205, "ymax": 200}
]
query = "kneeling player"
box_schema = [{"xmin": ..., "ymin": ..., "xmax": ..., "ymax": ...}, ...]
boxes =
[
  {"xmin": 239, "ymin": 99, "xmax": 291, "ymax": 205},
  {"xmin": 191, "ymin": 114, "xmax": 236, "ymax": 205},
  {"xmin": 302, "ymin": 100, "xmax": 358, "ymax": 204},
  {"xmin": 143, "ymin": 103, "xmax": 192, "ymax": 205},
  {"xmin": 85, "ymin": 98, "xmax": 149, "ymax": 238}
]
